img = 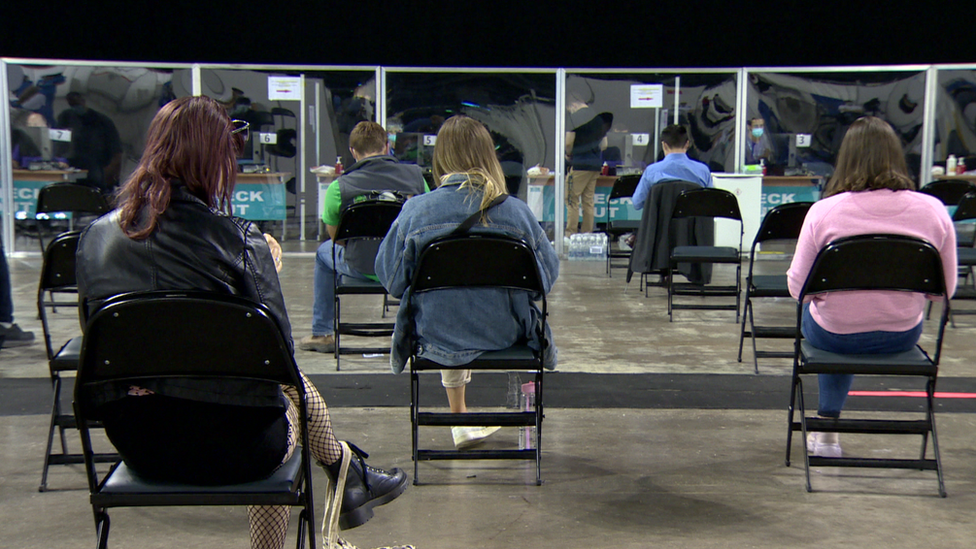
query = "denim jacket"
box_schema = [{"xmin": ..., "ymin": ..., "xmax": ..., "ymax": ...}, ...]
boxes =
[{"xmin": 375, "ymin": 176, "xmax": 559, "ymax": 374}]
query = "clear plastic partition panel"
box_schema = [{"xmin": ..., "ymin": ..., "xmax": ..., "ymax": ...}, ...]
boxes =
[
  {"xmin": 562, "ymin": 71, "xmax": 738, "ymax": 238},
  {"xmin": 302, "ymin": 70, "xmax": 377, "ymax": 241},
  {"xmin": 384, "ymin": 70, "xmax": 557, "ymax": 237},
  {"xmin": 197, "ymin": 68, "xmax": 303, "ymax": 240},
  {"xmin": 934, "ymin": 67, "xmax": 976, "ymax": 180},
  {"xmin": 745, "ymin": 69, "xmax": 927, "ymax": 183},
  {"xmin": 4, "ymin": 62, "xmax": 184, "ymax": 253}
]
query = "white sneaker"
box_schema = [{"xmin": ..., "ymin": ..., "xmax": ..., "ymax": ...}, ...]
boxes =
[
  {"xmin": 452, "ymin": 426, "xmax": 501, "ymax": 449},
  {"xmin": 805, "ymin": 432, "xmax": 842, "ymax": 458}
]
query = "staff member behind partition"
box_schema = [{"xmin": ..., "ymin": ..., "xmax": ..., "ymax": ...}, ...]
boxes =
[{"xmin": 786, "ymin": 116, "xmax": 957, "ymax": 459}]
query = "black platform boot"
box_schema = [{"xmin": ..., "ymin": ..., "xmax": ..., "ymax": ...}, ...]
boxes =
[{"xmin": 324, "ymin": 441, "xmax": 409, "ymax": 530}]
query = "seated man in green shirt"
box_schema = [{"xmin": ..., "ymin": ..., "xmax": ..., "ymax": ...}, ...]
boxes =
[{"xmin": 300, "ymin": 121, "xmax": 428, "ymax": 352}]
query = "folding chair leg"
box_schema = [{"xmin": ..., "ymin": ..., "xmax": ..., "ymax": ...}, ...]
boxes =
[
  {"xmin": 926, "ymin": 379, "xmax": 947, "ymax": 497},
  {"xmin": 95, "ymin": 511, "xmax": 110, "ymax": 549},
  {"xmin": 39, "ymin": 377, "xmax": 64, "ymax": 492},
  {"xmin": 785, "ymin": 375, "xmax": 801, "ymax": 467},
  {"xmin": 796, "ymin": 388, "xmax": 813, "ymax": 493},
  {"xmin": 411, "ymin": 370, "xmax": 420, "ymax": 485},
  {"xmin": 296, "ymin": 508, "xmax": 309, "ymax": 549},
  {"xmin": 737, "ymin": 298, "xmax": 751, "ymax": 363}
]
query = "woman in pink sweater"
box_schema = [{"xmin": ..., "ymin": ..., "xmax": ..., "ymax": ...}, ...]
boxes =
[{"xmin": 787, "ymin": 116, "xmax": 957, "ymax": 457}]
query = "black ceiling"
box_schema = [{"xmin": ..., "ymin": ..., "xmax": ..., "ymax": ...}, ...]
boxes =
[{"xmin": 2, "ymin": 2, "xmax": 974, "ymax": 68}]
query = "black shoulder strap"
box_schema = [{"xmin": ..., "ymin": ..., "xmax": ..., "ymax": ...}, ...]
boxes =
[{"xmin": 451, "ymin": 195, "xmax": 508, "ymax": 235}]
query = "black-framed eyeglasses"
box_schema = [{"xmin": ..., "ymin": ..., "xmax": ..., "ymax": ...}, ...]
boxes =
[{"xmin": 230, "ymin": 119, "xmax": 250, "ymax": 148}]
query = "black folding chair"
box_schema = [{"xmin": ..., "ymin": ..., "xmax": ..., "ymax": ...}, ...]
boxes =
[
  {"xmin": 74, "ymin": 291, "xmax": 316, "ymax": 549},
  {"xmin": 407, "ymin": 234, "xmax": 548, "ymax": 485},
  {"xmin": 333, "ymin": 198, "xmax": 403, "ymax": 370},
  {"xmin": 919, "ymin": 179, "xmax": 976, "ymax": 212},
  {"xmin": 35, "ymin": 182, "xmax": 111, "ymax": 253},
  {"xmin": 738, "ymin": 202, "xmax": 812, "ymax": 373},
  {"xmin": 668, "ymin": 188, "xmax": 743, "ymax": 322},
  {"xmin": 785, "ymin": 234, "xmax": 949, "ymax": 496},
  {"xmin": 604, "ymin": 174, "xmax": 641, "ymax": 277},
  {"xmin": 948, "ymin": 192, "xmax": 976, "ymax": 319},
  {"xmin": 37, "ymin": 231, "xmax": 116, "ymax": 491}
]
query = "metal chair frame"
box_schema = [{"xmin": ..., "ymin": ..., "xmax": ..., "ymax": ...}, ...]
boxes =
[
  {"xmin": 407, "ymin": 234, "xmax": 548, "ymax": 485},
  {"xmin": 74, "ymin": 291, "xmax": 316, "ymax": 549},
  {"xmin": 667, "ymin": 188, "xmax": 743, "ymax": 322},
  {"xmin": 785, "ymin": 234, "xmax": 949, "ymax": 496},
  {"xmin": 737, "ymin": 202, "xmax": 812, "ymax": 373}
]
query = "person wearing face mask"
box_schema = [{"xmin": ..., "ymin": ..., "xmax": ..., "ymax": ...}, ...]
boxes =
[
  {"xmin": 745, "ymin": 117, "xmax": 774, "ymax": 166},
  {"xmin": 55, "ymin": 92, "xmax": 123, "ymax": 195}
]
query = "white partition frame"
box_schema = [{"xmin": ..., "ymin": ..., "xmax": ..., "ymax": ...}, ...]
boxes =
[{"xmin": 5, "ymin": 59, "xmax": 975, "ymax": 257}]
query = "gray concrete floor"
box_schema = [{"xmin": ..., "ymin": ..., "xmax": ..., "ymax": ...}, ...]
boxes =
[{"xmin": 3, "ymin": 247, "xmax": 976, "ymax": 548}]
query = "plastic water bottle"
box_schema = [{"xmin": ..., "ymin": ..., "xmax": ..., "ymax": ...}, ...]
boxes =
[
  {"xmin": 506, "ymin": 372, "xmax": 522, "ymax": 409},
  {"xmin": 519, "ymin": 382, "xmax": 537, "ymax": 450},
  {"xmin": 947, "ymin": 155, "xmax": 957, "ymax": 176}
]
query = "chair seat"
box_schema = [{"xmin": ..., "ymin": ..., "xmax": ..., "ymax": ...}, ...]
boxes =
[
  {"xmin": 672, "ymin": 245, "xmax": 739, "ymax": 262},
  {"xmin": 99, "ymin": 447, "xmax": 304, "ymax": 498},
  {"xmin": 413, "ymin": 345, "xmax": 540, "ymax": 371},
  {"xmin": 336, "ymin": 276, "xmax": 387, "ymax": 293},
  {"xmin": 800, "ymin": 341, "xmax": 936, "ymax": 375},
  {"xmin": 607, "ymin": 220, "xmax": 639, "ymax": 233},
  {"xmin": 51, "ymin": 336, "xmax": 83, "ymax": 372},
  {"xmin": 748, "ymin": 274, "xmax": 790, "ymax": 297}
]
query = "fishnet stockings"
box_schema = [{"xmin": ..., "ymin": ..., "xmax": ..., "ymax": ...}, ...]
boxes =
[{"xmin": 248, "ymin": 370, "xmax": 343, "ymax": 549}]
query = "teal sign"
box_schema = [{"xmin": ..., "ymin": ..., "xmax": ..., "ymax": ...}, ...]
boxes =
[
  {"xmin": 231, "ymin": 183, "xmax": 286, "ymax": 220},
  {"xmin": 760, "ymin": 185, "xmax": 820, "ymax": 217},
  {"xmin": 4, "ymin": 180, "xmax": 70, "ymax": 220},
  {"xmin": 529, "ymin": 185, "xmax": 642, "ymax": 224}
]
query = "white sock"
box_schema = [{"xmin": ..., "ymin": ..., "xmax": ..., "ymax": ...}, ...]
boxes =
[{"xmin": 0, "ymin": 322, "xmax": 12, "ymax": 329}]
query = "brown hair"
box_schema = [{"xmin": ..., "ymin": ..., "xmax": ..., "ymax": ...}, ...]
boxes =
[
  {"xmin": 349, "ymin": 121, "xmax": 389, "ymax": 156},
  {"xmin": 661, "ymin": 124, "xmax": 690, "ymax": 149},
  {"xmin": 117, "ymin": 96, "xmax": 240, "ymax": 239},
  {"xmin": 432, "ymin": 116, "xmax": 507, "ymax": 222},
  {"xmin": 822, "ymin": 116, "xmax": 915, "ymax": 198}
]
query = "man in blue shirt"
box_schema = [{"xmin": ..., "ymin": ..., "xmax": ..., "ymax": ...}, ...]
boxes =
[{"xmin": 632, "ymin": 124, "xmax": 712, "ymax": 210}]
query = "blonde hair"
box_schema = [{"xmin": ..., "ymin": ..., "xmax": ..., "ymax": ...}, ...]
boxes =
[
  {"xmin": 432, "ymin": 115, "xmax": 507, "ymax": 223},
  {"xmin": 822, "ymin": 116, "xmax": 916, "ymax": 198}
]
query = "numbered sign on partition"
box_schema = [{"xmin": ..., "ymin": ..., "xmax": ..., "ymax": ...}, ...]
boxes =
[
  {"xmin": 796, "ymin": 134, "xmax": 812, "ymax": 147},
  {"xmin": 632, "ymin": 133, "xmax": 650, "ymax": 146},
  {"xmin": 49, "ymin": 129, "xmax": 71, "ymax": 142},
  {"xmin": 258, "ymin": 132, "xmax": 278, "ymax": 145},
  {"xmin": 423, "ymin": 135, "xmax": 437, "ymax": 147}
]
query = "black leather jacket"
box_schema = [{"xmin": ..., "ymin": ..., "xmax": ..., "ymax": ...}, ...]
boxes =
[{"xmin": 76, "ymin": 183, "xmax": 290, "ymax": 408}]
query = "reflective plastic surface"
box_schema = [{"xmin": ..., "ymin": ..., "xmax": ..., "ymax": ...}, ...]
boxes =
[
  {"xmin": 745, "ymin": 70, "xmax": 926, "ymax": 180},
  {"xmin": 385, "ymin": 71, "xmax": 557, "ymax": 199},
  {"xmin": 934, "ymin": 69, "xmax": 976, "ymax": 177},
  {"xmin": 5, "ymin": 63, "xmax": 183, "ymax": 252}
]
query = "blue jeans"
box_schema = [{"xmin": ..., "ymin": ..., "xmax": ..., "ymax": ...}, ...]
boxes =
[
  {"xmin": 801, "ymin": 303, "xmax": 922, "ymax": 418},
  {"xmin": 0, "ymin": 240, "xmax": 12, "ymax": 324},
  {"xmin": 312, "ymin": 240, "xmax": 372, "ymax": 336}
]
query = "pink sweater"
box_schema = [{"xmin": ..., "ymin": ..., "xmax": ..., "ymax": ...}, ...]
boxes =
[{"xmin": 787, "ymin": 189, "xmax": 957, "ymax": 334}]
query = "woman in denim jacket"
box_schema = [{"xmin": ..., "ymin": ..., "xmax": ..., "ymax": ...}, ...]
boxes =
[{"xmin": 375, "ymin": 115, "xmax": 559, "ymax": 449}]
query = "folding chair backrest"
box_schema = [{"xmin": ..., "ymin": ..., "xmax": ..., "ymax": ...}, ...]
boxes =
[
  {"xmin": 76, "ymin": 291, "xmax": 299, "ymax": 418},
  {"xmin": 334, "ymin": 199, "xmax": 404, "ymax": 241},
  {"xmin": 753, "ymin": 202, "xmax": 812, "ymax": 246},
  {"xmin": 608, "ymin": 174, "xmax": 641, "ymax": 200},
  {"xmin": 952, "ymin": 192, "xmax": 976, "ymax": 223},
  {"xmin": 411, "ymin": 234, "xmax": 544, "ymax": 294},
  {"xmin": 39, "ymin": 230, "xmax": 81, "ymax": 292},
  {"xmin": 672, "ymin": 187, "xmax": 742, "ymax": 222},
  {"xmin": 799, "ymin": 234, "xmax": 946, "ymax": 298},
  {"xmin": 919, "ymin": 180, "xmax": 976, "ymax": 206},
  {"xmin": 36, "ymin": 183, "xmax": 111, "ymax": 216}
]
